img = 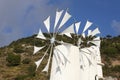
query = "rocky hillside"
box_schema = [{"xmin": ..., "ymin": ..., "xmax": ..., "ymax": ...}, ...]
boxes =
[{"xmin": 0, "ymin": 34, "xmax": 120, "ymax": 80}]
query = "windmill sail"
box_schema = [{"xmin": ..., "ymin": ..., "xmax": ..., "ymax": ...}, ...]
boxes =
[
  {"xmin": 42, "ymin": 45, "xmax": 53, "ymax": 72},
  {"xmin": 58, "ymin": 11, "xmax": 71, "ymax": 29},
  {"xmin": 82, "ymin": 33, "xmax": 86, "ymax": 38},
  {"xmin": 75, "ymin": 22, "xmax": 81, "ymax": 34},
  {"xmin": 91, "ymin": 27, "xmax": 100, "ymax": 36},
  {"xmin": 65, "ymin": 33, "xmax": 72, "ymax": 38},
  {"xmin": 93, "ymin": 36, "xmax": 100, "ymax": 41},
  {"xmin": 33, "ymin": 46, "xmax": 45, "ymax": 54},
  {"xmin": 36, "ymin": 29, "xmax": 46, "ymax": 40},
  {"xmin": 35, "ymin": 57, "xmax": 44, "ymax": 70},
  {"xmin": 42, "ymin": 58, "xmax": 50, "ymax": 72},
  {"xmin": 87, "ymin": 30, "xmax": 92, "ymax": 36},
  {"xmin": 83, "ymin": 20, "xmax": 92, "ymax": 33},
  {"xmin": 87, "ymin": 37, "xmax": 101, "ymax": 47},
  {"xmin": 44, "ymin": 16, "xmax": 50, "ymax": 33},
  {"xmin": 54, "ymin": 10, "xmax": 64, "ymax": 31},
  {"xmin": 35, "ymin": 45, "xmax": 50, "ymax": 70},
  {"xmin": 60, "ymin": 24, "xmax": 74, "ymax": 38}
]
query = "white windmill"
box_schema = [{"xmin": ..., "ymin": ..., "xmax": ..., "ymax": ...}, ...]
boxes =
[
  {"xmin": 33, "ymin": 9, "xmax": 80, "ymax": 80},
  {"xmin": 75, "ymin": 20, "xmax": 104, "ymax": 80},
  {"xmin": 33, "ymin": 9, "xmax": 104, "ymax": 80}
]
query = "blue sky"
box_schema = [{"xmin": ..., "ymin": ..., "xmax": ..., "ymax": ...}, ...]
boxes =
[{"xmin": 0, "ymin": 0, "xmax": 120, "ymax": 47}]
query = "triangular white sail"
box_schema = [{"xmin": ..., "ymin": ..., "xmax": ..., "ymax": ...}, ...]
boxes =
[
  {"xmin": 44, "ymin": 16, "xmax": 50, "ymax": 32},
  {"xmin": 33, "ymin": 46, "xmax": 45, "ymax": 54},
  {"xmin": 54, "ymin": 10, "xmax": 64, "ymax": 31},
  {"xmin": 36, "ymin": 29, "xmax": 46, "ymax": 40},
  {"xmin": 93, "ymin": 36, "xmax": 100, "ymax": 41},
  {"xmin": 82, "ymin": 33, "xmax": 85, "ymax": 38},
  {"xmin": 87, "ymin": 30, "xmax": 92, "ymax": 36},
  {"xmin": 60, "ymin": 24, "xmax": 74, "ymax": 38},
  {"xmin": 58, "ymin": 11, "xmax": 71, "ymax": 29},
  {"xmin": 91, "ymin": 28, "xmax": 100, "ymax": 36},
  {"xmin": 35, "ymin": 45, "xmax": 50, "ymax": 70},
  {"xmin": 42, "ymin": 45, "xmax": 53, "ymax": 72},
  {"xmin": 35, "ymin": 57, "xmax": 44, "ymax": 70},
  {"xmin": 75, "ymin": 22, "xmax": 81, "ymax": 34},
  {"xmin": 61, "ymin": 24, "xmax": 74, "ymax": 34},
  {"xmin": 64, "ymin": 33, "xmax": 72, "ymax": 38},
  {"xmin": 42, "ymin": 58, "xmax": 50, "ymax": 72},
  {"xmin": 83, "ymin": 20, "xmax": 92, "ymax": 33}
]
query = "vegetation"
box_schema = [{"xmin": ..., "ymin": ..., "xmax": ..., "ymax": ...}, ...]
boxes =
[
  {"xmin": 13, "ymin": 45, "xmax": 25, "ymax": 53},
  {"xmin": 27, "ymin": 64, "xmax": 36, "ymax": 77},
  {"xmin": 22, "ymin": 58, "xmax": 31, "ymax": 64},
  {"xmin": 103, "ymin": 46, "xmax": 118, "ymax": 58},
  {"xmin": 6, "ymin": 53, "xmax": 21, "ymax": 66},
  {"xmin": 100, "ymin": 35, "xmax": 120, "ymax": 79},
  {"xmin": 0, "ymin": 34, "xmax": 120, "ymax": 80}
]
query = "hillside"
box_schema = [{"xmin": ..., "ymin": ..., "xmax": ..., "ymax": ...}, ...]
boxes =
[{"xmin": 0, "ymin": 34, "xmax": 120, "ymax": 80}]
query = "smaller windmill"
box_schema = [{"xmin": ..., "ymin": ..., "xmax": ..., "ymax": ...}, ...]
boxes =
[
  {"xmin": 33, "ymin": 9, "xmax": 104, "ymax": 80},
  {"xmin": 74, "ymin": 20, "xmax": 104, "ymax": 80}
]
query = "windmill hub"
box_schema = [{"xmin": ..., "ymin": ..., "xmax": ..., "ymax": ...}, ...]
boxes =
[{"xmin": 50, "ymin": 37, "xmax": 55, "ymax": 44}]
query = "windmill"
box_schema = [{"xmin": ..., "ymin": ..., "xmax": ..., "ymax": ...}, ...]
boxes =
[
  {"xmin": 33, "ymin": 9, "xmax": 104, "ymax": 80},
  {"xmin": 33, "ymin": 9, "xmax": 76, "ymax": 80},
  {"xmin": 74, "ymin": 20, "xmax": 104, "ymax": 80}
]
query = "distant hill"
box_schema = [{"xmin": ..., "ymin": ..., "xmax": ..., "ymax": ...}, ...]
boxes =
[{"xmin": 0, "ymin": 34, "xmax": 120, "ymax": 80}]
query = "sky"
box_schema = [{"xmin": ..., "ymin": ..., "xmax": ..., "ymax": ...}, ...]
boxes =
[{"xmin": 0, "ymin": 0, "xmax": 120, "ymax": 47}]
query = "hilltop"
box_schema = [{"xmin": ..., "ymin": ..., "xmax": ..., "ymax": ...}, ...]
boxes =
[{"xmin": 0, "ymin": 34, "xmax": 120, "ymax": 80}]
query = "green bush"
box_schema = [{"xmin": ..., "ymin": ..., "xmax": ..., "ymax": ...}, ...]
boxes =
[
  {"xmin": 15, "ymin": 75, "xmax": 27, "ymax": 80},
  {"xmin": 27, "ymin": 64, "xmax": 36, "ymax": 77},
  {"xmin": 13, "ymin": 45, "xmax": 24, "ymax": 53},
  {"xmin": 22, "ymin": 58, "xmax": 31, "ymax": 64},
  {"xmin": 6, "ymin": 53, "xmax": 21, "ymax": 66},
  {"xmin": 116, "ymin": 44, "xmax": 120, "ymax": 51},
  {"xmin": 103, "ymin": 47, "xmax": 118, "ymax": 57}
]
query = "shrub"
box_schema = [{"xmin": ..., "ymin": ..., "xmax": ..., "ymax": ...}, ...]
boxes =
[
  {"xmin": 103, "ymin": 47, "xmax": 118, "ymax": 57},
  {"xmin": 22, "ymin": 58, "xmax": 31, "ymax": 64},
  {"xmin": 116, "ymin": 44, "xmax": 120, "ymax": 51},
  {"xmin": 13, "ymin": 45, "xmax": 24, "ymax": 53},
  {"xmin": 6, "ymin": 53, "xmax": 21, "ymax": 66},
  {"xmin": 15, "ymin": 75, "xmax": 27, "ymax": 80},
  {"xmin": 27, "ymin": 64, "xmax": 36, "ymax": 77}
]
